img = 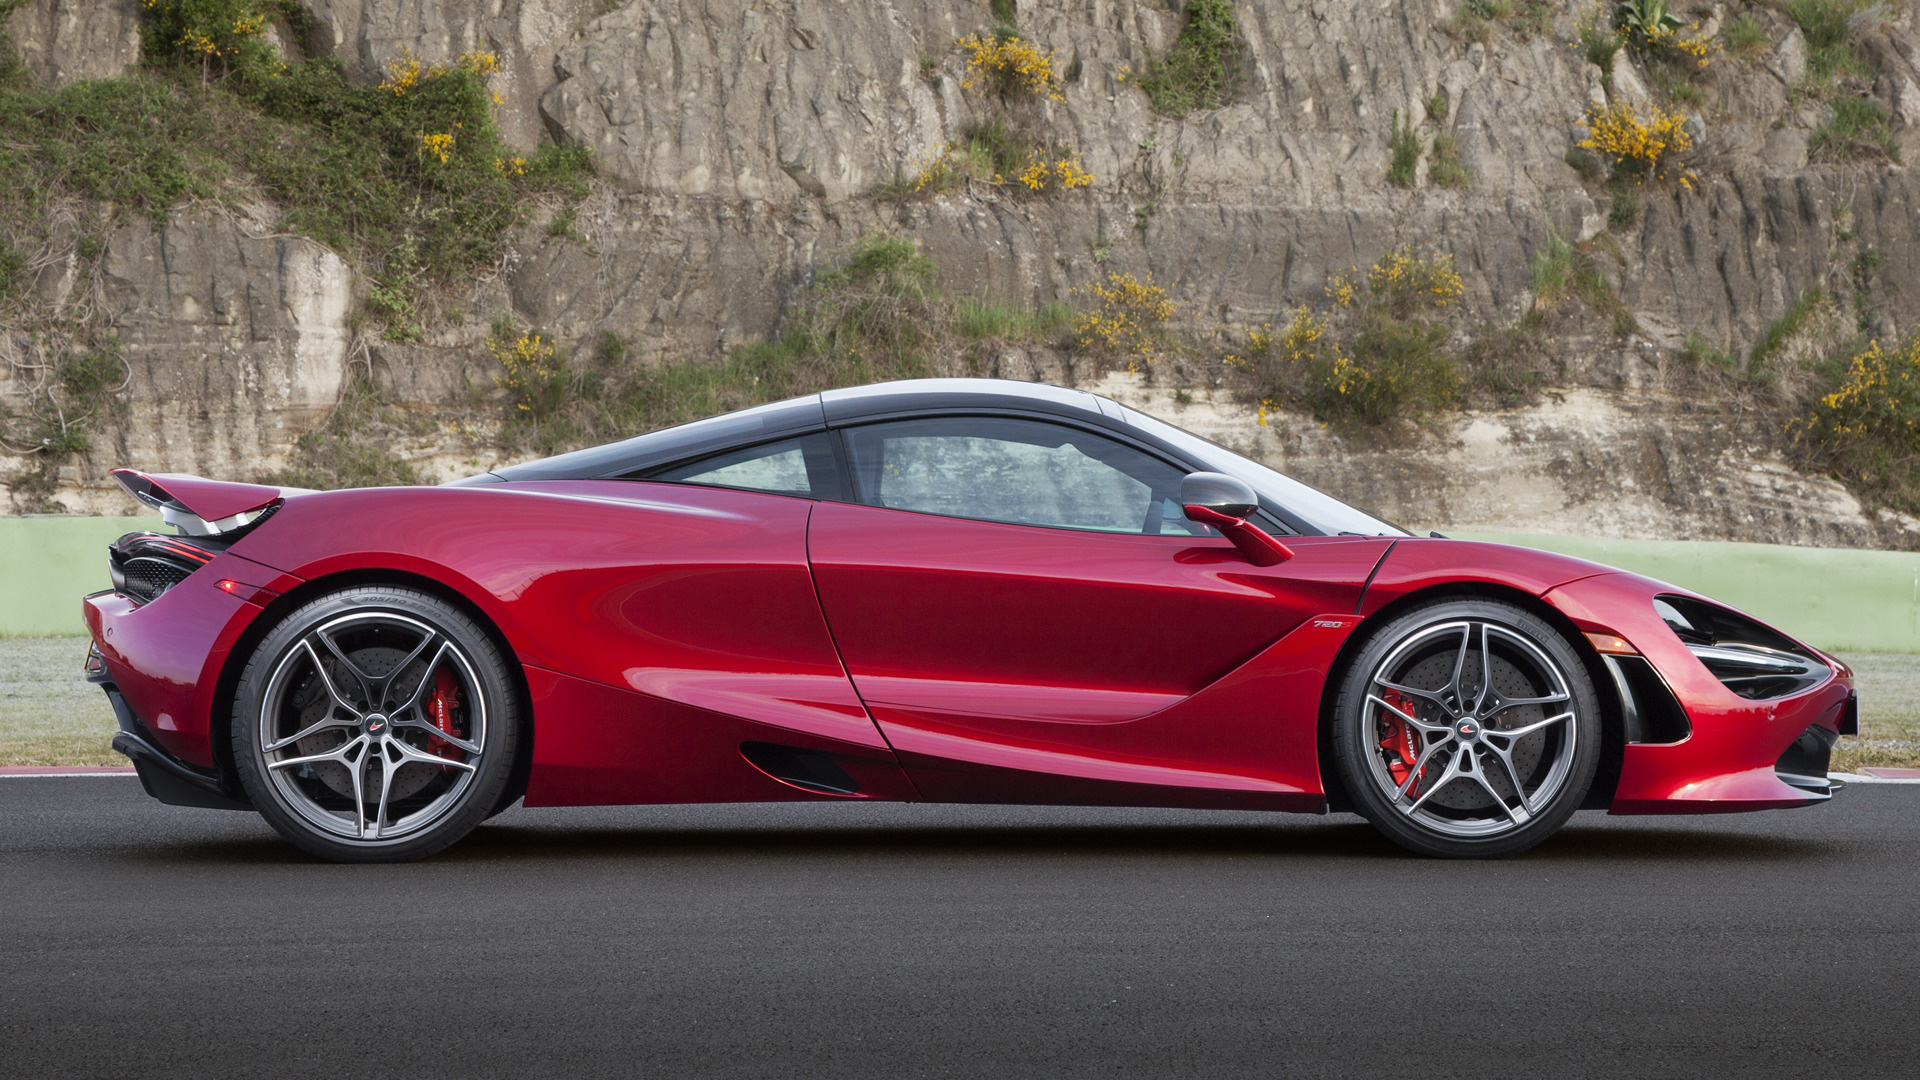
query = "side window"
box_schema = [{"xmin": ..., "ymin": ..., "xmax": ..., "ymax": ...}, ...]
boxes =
[
  {"xmin": 646, "ymin": 434, "xmax": 842, "ymax": 499},
  {"xmin": 842, "ymin": 416, "xmax": 1210, "ymax": 535}
]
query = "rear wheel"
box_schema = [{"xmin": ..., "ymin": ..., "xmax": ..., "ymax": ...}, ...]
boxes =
[
  {"xmin": 1332, "ymin": 598, "xmax": 1601, "ymax": 858},
  {"xmin": 232, "ymin": 586, "xmax": 519, "ymax": 863}
]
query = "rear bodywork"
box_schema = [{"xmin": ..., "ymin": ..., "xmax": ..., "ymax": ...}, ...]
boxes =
[{"xmin": 86, "ymin": 386, "xmax": 1853, "ymax": 820}]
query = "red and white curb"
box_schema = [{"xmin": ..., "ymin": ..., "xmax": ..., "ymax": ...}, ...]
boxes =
[
  {"xmin": 1834, "ymin": 769, "xmax": 1920, "ymax": 785},
  {"xmin": 0, "ymin": 766, "xmax": 136, "ymax": 778}
]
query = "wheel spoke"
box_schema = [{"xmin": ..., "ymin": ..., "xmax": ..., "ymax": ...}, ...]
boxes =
[
  {"xmin": 1367, "ymin": 694, "xmax": 1453, "ymax": 736},
  {"xmin": 1393, "ymin": 732, "xmax": 1456, "ymax": 799},
  {"xmin": 349, "ymin": 738, "xmax": 370, "ymax": 840},
  {"xmin": 1373, "ymin": 679, "xmax": 1456, "ymax": 716},
  {"xmin": 1446, "ymin": 623, "xmax": 1474, "ymax": 703},
  {"xmin": 1403, "ymin": 748, "xmax": 1469, "ymax": 815},
  {"xmin": 266, "ymin": 734, "xmax": 368, "ymax": 772},
  {"xmin": 1483, "ymin": 741, "xmax": 1536, "ymax": 821},
  {"xmin": 392, "ymin": 641, "xmax": 454, "ymax": 714},
  {"xmin": 372, "ymin": 745, "xmax": 397, "ymax": 841},
  {"xmin": 1473, "ymin": 622, "xmax": 1493, "ymax": 711},
  {"xmin": 392, "ymin": 716, "xmax": 481, "ymax": 755},
  {"xmin": 389, "ymin": 738, "xmax": 476, "ymax": 773},
  {"xmin": 265, "ymin": 714, "xmax": 358, "ymax": 754},
  {"xmin": 296, "ymin": 639, "xmax": 361, "ymax": 718},
  {"xmin": 314, "ymin": 630, "xmax": 376, "ymax": 710},
  {"xmin": 382, "ymin": 633, "xmax": 444, "ymax": 712},
  {"xmin": 1480, "ymin": 693, "xmax": 1571, "ymax": 724},
  {"xmin": 1486, "ymin": 711, "xmax": 1575, "ymax": 742}
]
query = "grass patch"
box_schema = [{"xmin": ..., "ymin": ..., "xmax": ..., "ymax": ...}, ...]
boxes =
[
  {"xmin": 1783, "ymin": 0, "xmax": 1877, "ymax": 81},
  {"xmin": 1607, "ymin": 182, "xmax": 1642, "ymax": 228},
  {"xmin": 1387, "ymin": 110, "xmax": 1420, "ymax": 187},
  {"xmin": 1678, "ymin": 330, "xmax": 1735, "ymax": 370},
  {"xmin": 1725, "ymin": 13, "xmax": 1770, "ymax": 58},
  {"xmin": 1530, "ymin": 228, "xmax": 1574, "ymax": 301},
  {"xmin": 1750, "ymin": 287, "xmax": 1828, "ymax": 373},
  {"xmin": 1429, "ymin": 132, "xmax": 1470, "ymax": 189},
  {"xmin": 1135, "ymin": 0, "xmax": 1241, "ymax": 115},
  {"xmin": 1809, "ymin": 96, "xmax": 1898, "ymax": 162}
]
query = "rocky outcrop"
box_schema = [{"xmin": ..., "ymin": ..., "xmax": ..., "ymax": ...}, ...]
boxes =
[
  {"xmin": 9, "ymin": 2, "xmax": 1920, "ymax": 546},
  {"xmin": 6, "ymin": 0, "xmax": 141, "ymax": 87},
  {"xmin": 1092, "ymin": 373, "xmax": 1920, "ymax": 549},
  {"xmin": 89, "ymin": 212, "xmax": 353, "ymax": 485}
]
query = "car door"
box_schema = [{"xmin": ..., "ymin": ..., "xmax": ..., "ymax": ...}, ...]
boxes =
[{"xmin": 806, "ymin": 414, "xmax": 1393, "ymax": 808}]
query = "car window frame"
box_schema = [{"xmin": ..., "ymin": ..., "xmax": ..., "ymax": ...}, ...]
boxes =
[
  {"xmin": 832, "ymin": 412, "xmax": 1233, "ymax": 538},
  {"xmin": 633, "ymin": 432, "xmax": 847, "ymax": 501}
]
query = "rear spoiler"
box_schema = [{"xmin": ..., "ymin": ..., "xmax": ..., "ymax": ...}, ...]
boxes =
[{"xmin": 110, "ymin": 469, "xmax": 292, "ymax": 537}]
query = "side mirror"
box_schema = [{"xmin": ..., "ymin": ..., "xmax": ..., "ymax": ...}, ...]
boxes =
[{"xmin": 1180, "ymin": 472, "xmax": 1295, "ymax": 566}]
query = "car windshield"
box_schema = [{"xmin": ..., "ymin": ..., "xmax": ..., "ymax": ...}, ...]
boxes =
[{"xmin": 1118, "ymin": 404, "xmax": 1409, "ymax": 537}]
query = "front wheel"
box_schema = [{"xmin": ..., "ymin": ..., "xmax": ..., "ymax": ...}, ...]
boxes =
[
  {"xmin": 1332, "ymin": 598, "xmax": 1601, "ymax": 858},
  {"xmin": 232, "ymin": 586, "xmax": 520, "ymax": 863}
]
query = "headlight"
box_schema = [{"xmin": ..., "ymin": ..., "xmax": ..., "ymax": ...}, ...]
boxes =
[{"xmin": 1654, "ymin": 596, "xmax": 1827, "ymax": 700}]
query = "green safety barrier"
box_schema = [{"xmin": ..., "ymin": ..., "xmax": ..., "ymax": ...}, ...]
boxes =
[
  {"xmin": 1456, "ymin": 533, "xmax": 1920, "ymax": 654},
  {"xmin": 2, "ymin": 517, "xmax": 1915, "ymax": 652},
  {"xmin": 1, "ymin": 516, "xmax": 159, "ymax": 637}
]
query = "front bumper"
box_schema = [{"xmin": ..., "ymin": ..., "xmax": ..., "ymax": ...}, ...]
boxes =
[{"xmin": 1547, "ymin": 574, "xmax": 1854, "ymax": 814}]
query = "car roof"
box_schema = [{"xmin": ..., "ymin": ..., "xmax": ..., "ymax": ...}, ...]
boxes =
[{"xmin": 474, "ymin": 379, "xmax": 1127, "ymax": 483}]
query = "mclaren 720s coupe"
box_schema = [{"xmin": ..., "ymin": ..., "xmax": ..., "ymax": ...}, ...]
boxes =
[{"xmin": 83, "ymin": 379, "xmax": 1856, "ymax": 862}]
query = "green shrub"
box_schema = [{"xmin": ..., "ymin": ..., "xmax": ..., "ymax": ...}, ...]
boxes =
[{"xmin": 1135, "ymin": 0, "xmax": 1241, "ymax": 115}]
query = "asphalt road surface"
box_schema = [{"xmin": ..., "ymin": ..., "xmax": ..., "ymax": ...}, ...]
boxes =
[{"xmin": 2, "ymin": 779, "xmax": 1916, "ymax": 1079}]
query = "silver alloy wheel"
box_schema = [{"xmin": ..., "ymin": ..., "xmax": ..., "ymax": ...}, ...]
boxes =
[
  {"xmin": 256, "ymin": 611, "xmax": 487, "ymax": 844},
  {"xmin": 1361, "ymin": 619, "xmax": 1578, "ymax": 839}
]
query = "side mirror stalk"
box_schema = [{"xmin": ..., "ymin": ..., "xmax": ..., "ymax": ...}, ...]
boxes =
[{"xmin": 1179, "ymin": 472, "xmax": 1295, "ymax": 566}]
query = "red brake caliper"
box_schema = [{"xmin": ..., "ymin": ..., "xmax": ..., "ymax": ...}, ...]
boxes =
[
  {"xmin": 425, "ymin": 665, "xmax": 463, "ymax": 768},
  {"xmin": 1378, "ymin": 689, "xmax": 1425, "ymax": 795}
]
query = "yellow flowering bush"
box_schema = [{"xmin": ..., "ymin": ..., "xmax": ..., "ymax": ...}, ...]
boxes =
[
  {"xmin": 418, "ymin": 131, "xmax": 455, "ymax": 164},
  {"xmin": 1579, "ymin": 99, "xmax": 1693, "ymax": 178},
  {"xmin": 957, "ymin": 33, "xmax": 1065, "ymax": 100},
  {"xmin": 1791, "ymin": 334, "xmax": 1920, "ymax": 510},
  {"xmin": 1074, "ymin": 272, "xmax": 1179, "ymax": 364},
  {"xmin": 898, "ymin": 135, "xmax": 1093, "ymax": 198},
  {"xmin": 142, "ymin": 0, "xmax": 278, "ymax": 77},
  {"xmin": 491, "ymin": 329, "xmax": 561, "ymax": 414},
  {"xmin": 382, "ymin": 49, "xmax": 502, "ymax": 96},
  {"xmin": 1241, "ymin": 251, "xmax": 1465, "ymax": 427},
  {"xmin": 1327, "ymin": 250, "xmax": 1466, "ymax": 319}
]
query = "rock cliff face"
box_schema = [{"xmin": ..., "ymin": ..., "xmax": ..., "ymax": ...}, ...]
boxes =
[{"xmin": 8, "ymin": 1, "xmax": 1920, "ymax": 548}]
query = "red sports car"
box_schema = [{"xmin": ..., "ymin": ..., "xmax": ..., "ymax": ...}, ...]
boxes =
[{"xmin": 83, "ymin": 379, "xmax": 1856, "ymax": 862}]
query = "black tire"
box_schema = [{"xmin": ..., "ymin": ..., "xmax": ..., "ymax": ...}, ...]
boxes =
[
  {"xmin": 1332, "ymin": 598, "xmax": 1601, "ymax": 858},
  {"xmin": 232, "ymin": 586, "xmax": 520, "ymax": 863}
]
